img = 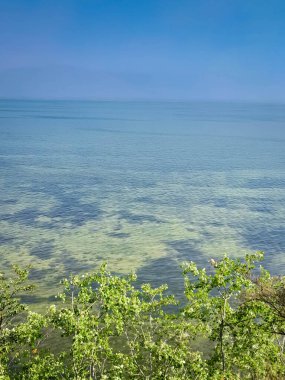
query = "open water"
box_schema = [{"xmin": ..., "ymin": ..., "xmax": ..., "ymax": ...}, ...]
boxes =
[{"xmin": 1, "ymin": 100, "xmax": 285, "ymax": 306}]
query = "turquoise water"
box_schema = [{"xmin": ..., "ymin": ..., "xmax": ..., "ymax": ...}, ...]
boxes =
[{"xmin": 1, "ymin": 100, "xmax": 285, "ymax": 304}]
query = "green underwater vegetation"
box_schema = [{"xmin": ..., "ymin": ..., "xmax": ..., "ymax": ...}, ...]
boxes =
[{"xmin": 1, "ymin": 100, "xmax": 285, "ymax": 309}]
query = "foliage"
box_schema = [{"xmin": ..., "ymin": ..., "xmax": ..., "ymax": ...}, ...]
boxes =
[
  {"xmin": 1, "ymin": 254, "xmax": 285, "ymax": 379},
  {"xmin": 182, "ymin": 252, "xmax": 285, "ymax": 378},
  {"xmin": 0, "ymin": 265, "xmax": 35, "ymax": 377}
]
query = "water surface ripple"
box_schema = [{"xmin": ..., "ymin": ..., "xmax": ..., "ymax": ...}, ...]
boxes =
[{"xmin": 1, "ymin": 100, "xmax": 285, "ymax": 306}]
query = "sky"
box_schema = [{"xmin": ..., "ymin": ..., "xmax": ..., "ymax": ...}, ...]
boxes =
[{"xmin": 0, "ymin": 0, "xmax": 285, "ymax": 101}]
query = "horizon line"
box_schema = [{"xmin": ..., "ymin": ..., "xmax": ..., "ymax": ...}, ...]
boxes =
[{"xmin": 1, "ymin": 97, "xmax": 285, "ymax": 106}]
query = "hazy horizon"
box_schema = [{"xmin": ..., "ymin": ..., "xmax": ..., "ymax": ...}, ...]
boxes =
[
  {"xmin": 1, "ymin": 98, "xmax": 285, "ymax": 106},
  {"xmin": 1, "ymin": 0, "xmax": 285, "ymax": 102}
]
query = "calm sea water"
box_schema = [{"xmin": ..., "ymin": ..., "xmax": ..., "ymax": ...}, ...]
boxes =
[{"xmin": 1, "ymin": 100, "xmax": 285, "ymax": 305}]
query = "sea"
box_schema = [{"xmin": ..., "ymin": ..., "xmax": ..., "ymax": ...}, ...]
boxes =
[{"xmin": 0, "ymin": 100, "xmax": 285, "ymax": 306}]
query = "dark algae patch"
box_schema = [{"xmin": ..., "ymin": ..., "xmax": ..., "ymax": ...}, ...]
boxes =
[
  {"xmin": 118, "ymin": 210, "xmax": 164, "ymax": 224},
  {"xmin": 30, "ymin": 240, "xmax": 55, "ymax": 260}
]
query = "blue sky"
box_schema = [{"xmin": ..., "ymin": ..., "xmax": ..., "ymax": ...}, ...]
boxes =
[{"xmin": 1, "ymin": 0, "xmax": 285, "ymax": 101}]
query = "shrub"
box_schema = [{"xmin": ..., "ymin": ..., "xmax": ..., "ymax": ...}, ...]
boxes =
[{"xmin": 1, "ymin": 253, "xmax": 285, "ymax": 379}]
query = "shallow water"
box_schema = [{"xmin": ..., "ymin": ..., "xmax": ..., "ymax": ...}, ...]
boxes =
[{"xmin": 1, "ymin": 100, "xmax": 285, "ymax": 306}]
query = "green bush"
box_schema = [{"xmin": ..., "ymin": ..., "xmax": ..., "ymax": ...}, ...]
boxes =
[{"xmin": 1, "ymin": 253, "xmax": 285, "ymax": 379}]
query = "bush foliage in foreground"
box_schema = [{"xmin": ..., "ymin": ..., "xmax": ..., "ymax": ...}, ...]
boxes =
[{"xmin": 1, "ymin": 252, "xmax": 285, "ymax": 379}]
